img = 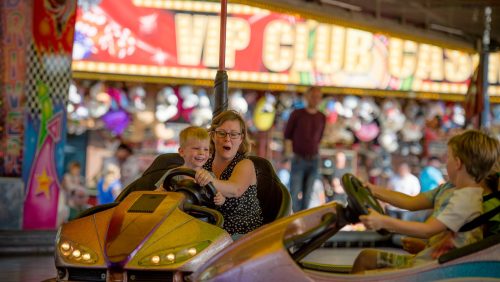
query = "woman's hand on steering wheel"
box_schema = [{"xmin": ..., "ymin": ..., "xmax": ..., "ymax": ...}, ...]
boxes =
[
  {"xmin": 195, "ymin": 168, "xmax": 215, "ymax": 187},
  {"xmin": 359, "ymin": 208, "xmax": 387, "ymax": 231}
]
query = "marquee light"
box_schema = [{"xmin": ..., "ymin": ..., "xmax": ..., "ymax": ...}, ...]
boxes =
[{"xmin": 74, "ymin": 0, "xmax": 500, "ymax": 96}]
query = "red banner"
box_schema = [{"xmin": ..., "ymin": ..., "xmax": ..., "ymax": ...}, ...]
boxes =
[{"xmin": 73, "ymin": 0, "xmax": 477, "ymax": 94}]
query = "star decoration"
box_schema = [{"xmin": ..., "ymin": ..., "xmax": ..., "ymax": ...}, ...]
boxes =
[
  {"xmin": 152, "ymin": 49, "xmax": 169, "ymax": 65},
  {"xmin": 36, "ymin": 169, "xmax": 53, "ymax": 199},
  {"xmin": 139, "ymin": 13, "xmax": 158, "ymax": 34}
]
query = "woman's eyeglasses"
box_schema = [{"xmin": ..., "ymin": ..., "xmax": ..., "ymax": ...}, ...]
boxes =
[{"xmin": 213, "ymin": 130, "xmax": 243, "ymax": 139}]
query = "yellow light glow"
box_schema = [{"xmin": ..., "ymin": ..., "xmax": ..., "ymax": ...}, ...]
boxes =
[
  {"xmin": 422, "ymin": 82, "xmax": 431, "ymax": 91},
  {"xmin": 166, "ymin": 253, "xmax": 175, "ymax": 261},
  {"xmin": 82, "ymin": 253, "xmax": 91, "ymax": 261},
  {"xmin": 441, "ymin": 83, "xmax": 451, "ymax": 93},
  {"xmin": 61, "ymin": 242, "xmax": 70, "ymax": 251},
  {"xmin": 72, "ymin": 250, "xmax": 81, "ymax": 258},
  {"xmin": 263, "ymin": 20, "xmax": 293, "ymax": 72},
  {"xmin": 188, "ymin": 248, "xmax": 197, "ymax": 256},
  {"xmin": 444, "ymin": 50, "xmax": 473, "ymax": 82},
  {"xmin": 344, "ymin": 29, "xmax": 372, "ymax": 73},
  {"xmin": 151, "ymin": 255, "xmax": 161, "ymax": 264},
  {"xmin": 431, "ymin": 83, "xmax": 440, "ymax": 92}
]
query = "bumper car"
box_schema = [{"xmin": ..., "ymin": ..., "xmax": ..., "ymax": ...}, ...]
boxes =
[
  {"xmin": 191, "ymin": 173, "xmax": 500, "ymax": 282},
  {"xmin": 53, "ymin": 153, "xmax": 291, "ymax": 281}
]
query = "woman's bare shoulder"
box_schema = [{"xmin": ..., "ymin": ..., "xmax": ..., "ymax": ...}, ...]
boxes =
[{"xmin": 236, "ymin": 158, "xmax": 255, "ymax": 169}]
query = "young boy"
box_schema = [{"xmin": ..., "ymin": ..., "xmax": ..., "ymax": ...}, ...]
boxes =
[
  {"xmin": 351, "ymin": 129, "xmax": 500, "ymax": 273},
  {"xmin": 401, "ymin": 169, "xmax": 500, "ymax": 255},
  {"xmin": 156, "ymin": 126, "xmax": 224, "ymax": 206}
]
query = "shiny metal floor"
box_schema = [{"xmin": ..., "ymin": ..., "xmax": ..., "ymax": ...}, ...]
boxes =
[
  {"xmin": 0, "ymin": 249, "xmax": 361, "ymax": 282},
  {"xmin": 0, "ymin": 248, "xmax": 400, "ymax": 282},
  {"xmin": 0, "ymin": 255, "xmax": 56, "ymax": 282}
]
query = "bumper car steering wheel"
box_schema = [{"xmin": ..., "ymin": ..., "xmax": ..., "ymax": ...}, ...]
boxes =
[
  {"xmin": 341, "ymin": 173, "xmax": 389, "ymax": 235},
  {"xmin": 163, "ymin": 167, "xmax": 217, "ymax": 208}
]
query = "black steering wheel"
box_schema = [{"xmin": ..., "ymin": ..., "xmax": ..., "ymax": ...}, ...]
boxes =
[
  {"xmin": 163, "ymin": 167, "xmax": 217, "ymax": 208},
  {"xmin": 341, "ymin": 173, "xmax": 389, "ymax": 235}
]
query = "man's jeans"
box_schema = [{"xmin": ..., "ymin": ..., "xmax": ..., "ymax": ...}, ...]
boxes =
[{"xmin": 290, "ymin": 155, "xmax": 319, "ymax": 212}]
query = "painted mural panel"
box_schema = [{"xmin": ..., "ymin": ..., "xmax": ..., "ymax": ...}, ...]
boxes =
[
  {"xmin": 22, "ymin": 0, "xmax": 76, "ymax": 229},
  {"xmin": 0, "ymin": 0, "xmax": 31, "ymax": 177}
]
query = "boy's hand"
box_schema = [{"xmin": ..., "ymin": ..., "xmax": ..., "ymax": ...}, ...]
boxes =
[
  {"xmin": 401, "ymin": 236, "xmax": 426, "ymax": 254},
  {"xmin": 195, "ymin": 168, "xmax": 214, "ymax": 186},
  {"xmin": 363, "ymin": 182, "xmax": 380, "ymax": 198},
  {"xmin": 154, "ymin": 185, "xmax": 166, "ymax": 192},
  {"xmin": 214, "ymin": 192, "xmax": 225, "ymax": 206},
  {"xmin": 359, "ymin": 208, "xmax": 386, "ymax": 231}
]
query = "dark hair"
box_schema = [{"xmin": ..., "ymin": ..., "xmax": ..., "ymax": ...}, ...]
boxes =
[
  {"xmin": 67, "ymin": 161, "xmax": 81, "ymax": 170},
  {"xmin": 428, "ymin": 156, "xmax": 441, "ymax": 162},
  {"xmin": 484, "ymin": 172, "xmax": 500, "ymax": 192},
  {"xmin": 117, "ymin": 143, "xmax": 133, "ymax": 154}
]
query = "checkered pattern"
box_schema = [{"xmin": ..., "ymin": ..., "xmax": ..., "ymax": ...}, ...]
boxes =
[{"xmin": 25, "ymin": 44, "xmax": 72, "ymax": 119}]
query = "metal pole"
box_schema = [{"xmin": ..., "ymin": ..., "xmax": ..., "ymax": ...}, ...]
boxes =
[
  {"xmin": 481, "ymin": 6, "xmax": 491, "ymax": 129},
  {"xmin": 213, "ymin": 0, "xmax": 229, "ymax": 118}
]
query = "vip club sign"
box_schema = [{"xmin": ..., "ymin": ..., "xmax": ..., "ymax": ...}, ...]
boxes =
[{"xmin": 73, "ymin": 0, "xmax": 500, "ymax": 95}]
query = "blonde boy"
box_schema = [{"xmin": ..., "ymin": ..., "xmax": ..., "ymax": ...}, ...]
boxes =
[
  {"xmin": 352, "ymin": 129, "xmax": 500, "ymax": 273},
  {"xmin": 156, "ymin": 126, "xmax": 224, "ymax": 206}
]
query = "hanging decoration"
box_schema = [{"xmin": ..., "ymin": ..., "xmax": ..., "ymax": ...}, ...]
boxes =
[{"xmin": 253, "ymin": 93, "xmax": 276, "ymax": 131}]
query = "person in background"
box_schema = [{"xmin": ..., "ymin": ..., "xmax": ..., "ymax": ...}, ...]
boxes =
[
  {"xmin": 195, "ymin": 110, "xmax": 263, "ymax": 238},
  {"xmin": 62, "ymin": 161, "xmax": 85, "ymax": 195},
  {"xmin": 102, "ymin": 143, "xmax": 140, "ymax": 188},
  {"xmin": 307, "ymin": 177, "xmax": 326, "ymax": 209},
  {"xmin": 351, "ymin": 129, "xmax": 500, "ymax": 273},
  {"xmin": 419, "ymin": 156, "xmax": 445, "ymax": 193},
  {"xmin": 155, "ymin": 126, "xmax": 225, "ymax": 207},
  {"xmin": 329, "ymin": 151, "xmax": 349, "ymax": 205},
  {"xmin": 96, "ymin": 163, "xmax": 122, "ymax": 205},
  {"xmin": 277, "ymin": 158, "xmax": 291, "ymax": 190},
  {"xmin": 386, "ymin": 162, "xmax": 421, "ymax": 220},
  {"xmin": 284, "ymin": 87, "xmax": 326, "ymax": 212},
  {"xmin": 67, "ymin": 187, "xmax": 92, "ymax": 221},
  {"xmin": 58, "ymin": 161, "xmax": 85, "ymax": 225}
]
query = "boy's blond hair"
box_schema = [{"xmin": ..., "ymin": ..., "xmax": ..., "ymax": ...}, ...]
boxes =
[
  {"xmin": 179, "ymin": 126, "xmax": 209, "ymax": 147},
  {"xmin": 448, "ymin": 129, "xmax": 500, "ymax": 183}
]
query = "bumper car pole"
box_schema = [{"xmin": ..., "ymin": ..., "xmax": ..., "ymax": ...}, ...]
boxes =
[{"xmin": 213, "ymin": 0, "xmax": 229, "ymax": 118}]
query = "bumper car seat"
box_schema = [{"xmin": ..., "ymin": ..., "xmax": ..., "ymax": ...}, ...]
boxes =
[
  {"xmin": 115, "ymin": 153, "xmax": 184, "ymax": 202},
  {"xmin": 249, "ymin": 156, "xmax": 292, "ymax": 224},
  {"xmin": 76, "ymin": 153, "xmax": 184, "ymax": 219}
]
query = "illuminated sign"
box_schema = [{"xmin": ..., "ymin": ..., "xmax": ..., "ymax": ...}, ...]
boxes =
[{"xmin": 73, "ymin": 0, "xmax": 500, "ymax": 95}]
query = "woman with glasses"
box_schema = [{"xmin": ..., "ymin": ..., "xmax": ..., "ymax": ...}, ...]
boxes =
[{"xmin": 195, "ymin": 110, "xmax": 263, "ymax": 238}]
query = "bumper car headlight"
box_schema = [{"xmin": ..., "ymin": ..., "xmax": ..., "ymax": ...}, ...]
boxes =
[
  {"xmin": 58, "ymin": 239, "xmax": 98, "ymax": 264},
  {"xmin": 139, "ymin": 240, "xmax": 210, "ymax": 266}
]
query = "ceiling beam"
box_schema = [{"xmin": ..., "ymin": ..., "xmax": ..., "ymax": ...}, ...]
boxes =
[{"xmin": 231, "ymin": 0, "xmax": 476, "ymax": 52}]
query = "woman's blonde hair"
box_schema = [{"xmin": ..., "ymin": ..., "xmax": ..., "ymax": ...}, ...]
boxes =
[{"xmin": 209, "ymin": 110, "xmax": 251, "ymax": 155}]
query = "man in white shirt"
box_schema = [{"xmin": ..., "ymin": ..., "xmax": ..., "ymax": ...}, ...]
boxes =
[{"xmin": 386, "ymin": 162, "xmax": 421, "ymax": 220}]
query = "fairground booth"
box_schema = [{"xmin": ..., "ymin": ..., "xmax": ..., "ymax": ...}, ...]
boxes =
[{"xmin": 67, "ymin": 0, "xmax": 500, "ymax": 188}]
